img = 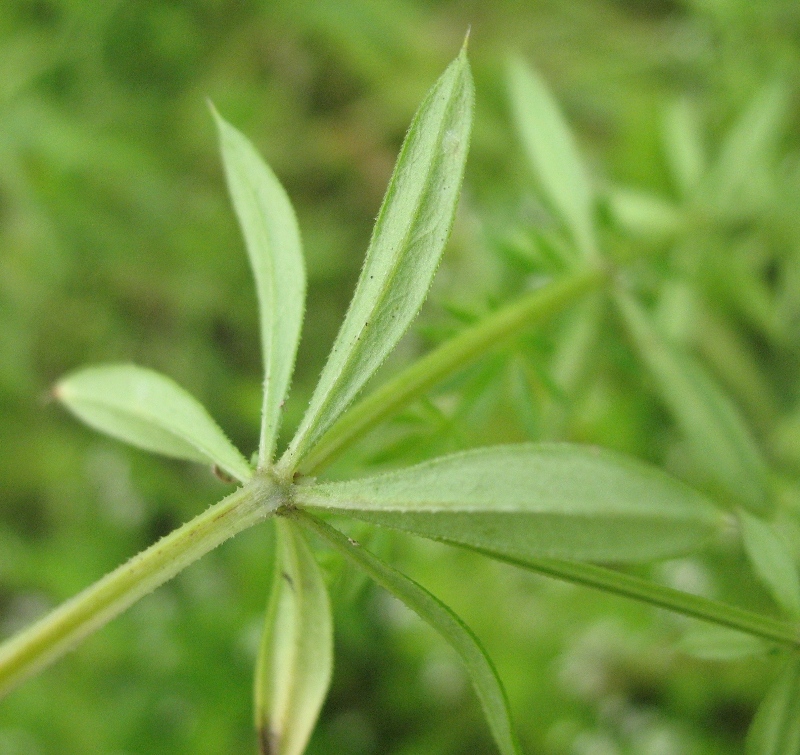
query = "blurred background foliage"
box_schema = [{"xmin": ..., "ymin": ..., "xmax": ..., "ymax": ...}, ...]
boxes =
[{"xmin": 2, "ymin": 0, "xmax": 800, "ymax": 753}]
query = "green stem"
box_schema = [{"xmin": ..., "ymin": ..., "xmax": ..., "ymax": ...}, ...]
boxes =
[
  {"xmin": 0, "ymin": 474, "xmax": 284, "ymax": 699},
  {"xmin": 291, "ymin": 509, "xmax": 522, "ymax": 755},
  {"xmin": 473, "ymin": 548, "xmax": 800, "ymax": 648},
  {"xmin": 297, "ymin": 266, "xmax": 605, "ymax": 475}
]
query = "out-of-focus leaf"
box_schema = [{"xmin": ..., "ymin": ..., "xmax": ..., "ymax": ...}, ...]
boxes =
[
  {"xmin": 281, "ymin": 46, "xmax": 474, "ymax": 471},
  {"xmin": 679, "ymin": 623, "xmax": 767, "ymax": 661},
  {"xmin": 711, "ymin": 80, "xmax": 788, "ymax": 212},
  {"xmin": 739, "ymin": 510, "xmax": 800, "ymax": 618},
  {"xmin": 255, "ymin": 519, "xmax": 333, "ymax": 755},
  {"xmin": 654, "ymin": 279, "xmax": 698, "ymax": 345},
  {"xmin": 549, "ymin": 291, "xmax": 604, "ymax": 394},
  {"xmin": 746, "ymin": 655, "xmax": 800, "ymax": 755},
  {"xmin": 692, "ymin": 304, "xmax": 778, "ymax": 426},
  {"xmin": 607, "ymin": 187, "xmax": 683, "ymax": 238},
  {"xmin": 770, "ymin": 411, "xmax": 800, "ymax": 471},
  {"xmin": 294, "ymin": 510, "xmax": 521, "ymax": 755},
  {"xmin": 55, "ymin": 364, "xmax": 252, "ymax": 483},
  {"xmin": 295, "ymin": 443, "xmax": 723, "ymax": 563},
  {"xmin": 507, "ymin": 56, "xmax": 596, "ymax": 259},
  {"xmin": 615, "ymin": 290, "xmax": 771, "ymax": 515},
  {"xmin": 662, "ymin": 98, "xmax": 705, "ymax": 198},
  {"xmin": 214, "ymin": 111, "xmax": 306, "ymax": 466}
]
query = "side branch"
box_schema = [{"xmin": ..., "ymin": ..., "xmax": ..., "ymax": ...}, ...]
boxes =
[
  {"xmin": 0, "ymin": 475, "xmax": 283, "ymax": 698},
  {"xmin": 298, "ymin": 265, "xmax": 605, "ymax": 475}
]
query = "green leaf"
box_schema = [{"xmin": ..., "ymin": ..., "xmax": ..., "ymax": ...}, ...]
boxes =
[
  {"xmin": 255, "ymin": 519, "xmax": 333, "ymax": 755},
  {"xmin": 293, "ymin": 510, "xmax": 521, "ymax": 755},
  {"xmin": 615, "ymin": 290, "xmax": 771, "ymax": 515},
  {"xmin": 747, "ymin": 655, "xmax": 800, "ymax": 755},
  {"xmin": 507, "ymin": 56, "xmax": 596, "ymax": 259},
  {"xmin": 679, "ymin": 623, "xmax": 767, "ymax": 661},
  {"xmin": 55, "ymin": 364, "xmax": 252, "ymax": 483},
  {"xmin": 297, "ymin": 267, "xmax": 603, "ymax": 476},
  {"xmin": 606, "ymin": 187, "xmax": 683, "ymax": 239},
  {"xmin": 447, "ymin": 548, "xmax": 800, "ymax": 650},
  {"xmin": 662, "ymin": 98, "xmax": 705, "ymax": 198},
  {"xmin": 213, "ymin": 110, "xmax": 306, "ymax": 466},
  {"xmin": 280, "ymin": 46, "xmax": 474, "ymax": 473},
  {"xmin": 295, "ymin": 443, "xmax": 723, "ymax": 563},
  {"xmin": 711, "ymin": 80, "xmax": 787, "ymax": 213},
  {"xmin": 739, "ymin": 510, "xmax": 800, "ymax": 618}
]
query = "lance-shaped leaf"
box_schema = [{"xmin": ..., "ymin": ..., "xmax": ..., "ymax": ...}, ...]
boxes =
[
  {"xmin": 214, "ymin": 110, "xmax": 306, "ymax": 465},
  {"xmin": 294, "ymin": 510, "xmax": 521, "ymax": 755},
  {"xmin": 507, "ymin": 56, "xmax": 597, "ymax": 259},
  {"xmin": 662, "ymin": 98, "xmax": 705, "ymax": 198},
  {"xmin": 746, "ymin": 655, "xmax": 800, "ymax": 755},
  {"xmin": 679, "ymin": 623, "xmax": 767, "ymax": 661},
  {"xmin": 739, "ymin": 510, "xmax": 800, "ymax": 618},
  {"xmin": 606, "ymin": 187, "xmax": 683, "ymax": 239},
  {"xmin": 711, "ymin": 80, "xmax": 787, "ymax": 214},
  {"xmin": 615, "ymin": 290, "xmax": 771, "ymax": 516},
  {"xmin": 55, "ymin": 364, "xmax": 252, "ymax": 482},
  {"xmin": 295, "ymin": 443, "xmax": 723, "ymax": 564},
  {"xmin": 280, "ymin": 45, "xmax": 474, "ymax": 472},
  {"xmin": 255, "ymin": 519, "xmax": 333, "ymax": 755}
]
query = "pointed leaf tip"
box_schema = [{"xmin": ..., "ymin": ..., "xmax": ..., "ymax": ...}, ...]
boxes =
[
  {"xmin": 56, "ymin": 363, "xmax": 252, "ymax": 482},
  {"xmin": 280, "ymin": 49, "xmax": 474, "ymax": 472},
  {"xmin": 215, "ymin": 111, "xmax": 306, "ymax": 466}
]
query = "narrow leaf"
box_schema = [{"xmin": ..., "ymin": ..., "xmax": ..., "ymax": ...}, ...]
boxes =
[
  {"xmin": 746, "ymin": 655, "xmax": 800, "ymax": 755},
  {"xmin": 280, "ymin": 46, "xmax": 474, "ymax": 471},
  {"xmin": 295, "ymin": 443, "xmax": 724, "ymax": 564},
  {"xmin": 255, "ymin": 519, "xmax": 333, "ymax": 755},
  {"xmin": 615, "ymin": 290, "xmax": 771, "ymax": 515},
  {"xmin": 711, "ymin": 80, "xmax": 787, "ymax": 213},
  {"xmin": 507, "ymin": 56, "xmax": 597, "ymax": 259},
  {"xmin": 606, "ymin": 187, "xmax": 683, "ymax": 239},
  {"xmin": 298, "ymin": 267, "xmax": 603, "ymax": 475},
  {"xmin": 662, "ymin": 98, "xmax": 705, "ymax": 198},
  {"xmin": 679, "ymin": 623, "xmax": 767, "ymax": 661},
  {"xmin": 55, "ymin": 364, "xmax": 252, "ymax": 482},
  {"xmin": 214, "ymin": 110, "xmax": 306, "ymax": 465},
  {"xmin": 739, "ymin": 510, "xmax": 800, "ymax": 618},
  {"xmin": 293, "ymin": 510, "xmax": 521, "ymax": 755},
  {"xmin": 449, "ymin": 547, "xmax": 800, "ymax": 650}
]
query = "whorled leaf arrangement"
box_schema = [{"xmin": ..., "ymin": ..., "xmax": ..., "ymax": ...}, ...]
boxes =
[{"xmin": 1, "ymin": 43, "xmax": 799, "ymax": 755}]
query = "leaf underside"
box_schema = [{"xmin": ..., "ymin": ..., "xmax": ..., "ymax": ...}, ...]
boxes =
[
  {"xmin": 55, "ymin": 363, "xmax": 252, "ymax": 483},
  {"xmin": 296, "ymin": 442, "xmax": 723, "ymax": 563},
  {"xmin": 281, "ymin": 46, "xmax": 474, "ymax": 472},
  {"xmin": 214, "ymin": 110, "xmax": 306, "ymax": 465}
]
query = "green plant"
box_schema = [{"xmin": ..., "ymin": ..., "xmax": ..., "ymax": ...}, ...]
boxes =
[{"xmin": 2, "ymin": 40, "xmax": 800, "ymax": 754}]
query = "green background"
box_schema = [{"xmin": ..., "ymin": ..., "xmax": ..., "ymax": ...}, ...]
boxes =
[{"xmin": 2, "ymin": 1, "xmax": 800, "ymax": 752}]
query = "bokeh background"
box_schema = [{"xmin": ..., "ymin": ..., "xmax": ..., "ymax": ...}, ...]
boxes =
[{"xmin": 2, "ymin": 1, "xmax": 800, "ymax": 753}]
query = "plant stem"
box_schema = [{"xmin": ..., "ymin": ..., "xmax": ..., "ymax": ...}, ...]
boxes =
[
  {"xmin": 0, "ymin": 474, "xmax": 284, "ymax": 699},
  {"xmin": 296, "ymin": 265, "xmax": 605, "ymax": 475},
  {"xmin": 474, "ymin": 548, "xmax": 800, "ymax": 648},
  {"xmin": 290, "ymin": 509, "xmax": 522, "ymax": 755}
]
